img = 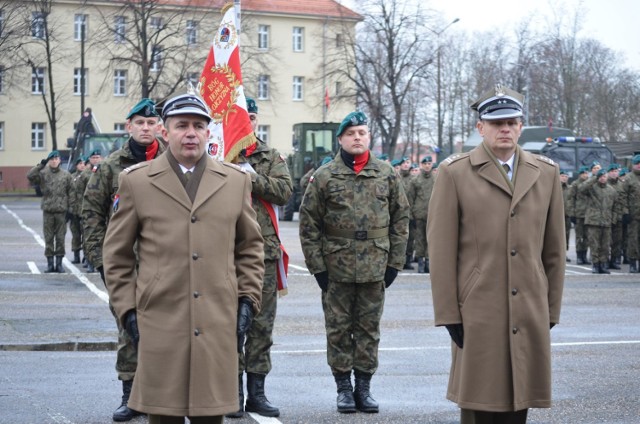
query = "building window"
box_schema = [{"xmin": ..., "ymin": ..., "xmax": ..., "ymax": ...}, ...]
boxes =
[
  {"xmin": 73, "ymin": 68, "xmax": 88, "ymax": 95},
  {"xmin": 186, "ymin": 20, "xmax": 197, "ymax": 45},
  {"xmin": 292, "ymin": 27, "xmax": 304, "ymax": 52},
  {"xmin": 114, "ymin": 123, "xmax": 126, "ymax": 133},
  {"xmin": 150, "ymin": 16, "xmax": 163, "ymax": 30},
  {"xmin": 336, "ymin": 33, "xmax": 343, "ymax": 47},
  {"xmin": 0, "ymin": 66, "xmax": 4, "ymax": 94},
  {"xmin": 150, "ymin": 45, "xmax": 162, "ymax": 72},
  {"xmin": 258, "ymin": 25, "xmax": 269, "ymax": 50},
  {"xmin": 31, "ymin": 12, "xmax": 46, "ymax": 39},
  {"xmin": 335, "ymin": 81, "xmax": 342, "ymax": 95},
  {"xmin": 187, "ymin": 72, "xmax": 199, "ymax": 88},
  {"xmin": 293, "ymin": 76, "xmax": 304, "ymax": 101},
  {"xmin": 0, "ymin": 122, "xmax": 4, "ymax": 150},
  {"xmin": 257, "ymin": 125, "xmax": 269, "ymax": 144},
  {"xmin": 114, "ymin": 16, "xmax": 125, "ymax": 43},
  {"xmin": 32, "ymin": 67, "xmax": 45, "ymax": 94},
  {"xmin": 114, "ymin": 69, "xmax": 127, "ymax": 96},
  {"xmin": 74, "ymin": 14, "xmax": 88, "ymax": 41},
  {"xmin": 257, "ymin": 75, "xmax": 269, "ymax": 100},
  {"xmin": 31, "ymin": 123, "xmax": 45, "ymax": 150}
]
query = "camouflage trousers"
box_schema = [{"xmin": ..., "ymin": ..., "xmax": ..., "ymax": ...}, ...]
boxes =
[
  {"xmin": 239, "ymin": 259, "xmax": 277, "ymax": 375},
  {"xmin": 587, "ymin": 225, "xmax": 611, "ymax": 264},
  {"xmin": 565, "ymin": 216, "xmax": 571, "ymax": 251},
  {"xmin": 43, "ymin": 212, "xmax": 66, "ymax": 257},
  {"xmin": 575, "ymin": 218, "xmax": 589, "ymax": 252},
  {"xmin": 413, "ymin": 219, "xmax": 428, "ymax": 258},
  {"xmin": 610, "ymin": 220, "xmax": 623, "ymax": 259},
  {"xmin": 627, "ymin": 219, "xmax": 640, "ymax": 260},
  {"xmin": 406, "ymin": 220, "xmax": 415, "ymax": 257},
  {"xmin": 69, "ymin": 214, "xmax": 83, "ymax": 252},
  {"xmin": 321, "ymin": 280, "xmax": 385, "ymax": 375}
]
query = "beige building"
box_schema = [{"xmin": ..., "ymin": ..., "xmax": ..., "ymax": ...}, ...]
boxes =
[{"xmin": 0, "ymin": 0, "xmax": 360, "ymax": 191}]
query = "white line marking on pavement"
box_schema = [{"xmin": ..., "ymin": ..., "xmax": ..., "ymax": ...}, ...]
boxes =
[
  {"xmin": 247, "ymin": 412, "xmax": 282, "ymax": 424},
  {"xmin": 552, "ymin": 340, "xmax": 640, "ymax": 347},
  {"xmin": 3, "ymin": 204, "xmax": 109, "ymax": 304},
  {"xmin": 27, "ymin": 262, "xmax": 40, "ymax": 274},
  {"xmin": 48, "ymin": 412, "xmax": 74, "ymax": 423},
  {"xmin": 287, "ymin": 263, "xmax": 308, "ymax": 271}
]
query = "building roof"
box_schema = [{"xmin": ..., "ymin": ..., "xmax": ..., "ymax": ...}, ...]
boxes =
[{"xmin": 113, "ymin": 0, "xmax": 362, "ymax": 21}]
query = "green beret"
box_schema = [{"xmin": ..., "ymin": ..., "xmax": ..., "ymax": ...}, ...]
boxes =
[
  {"xmin": 337, "ymin": 111, "xmax": 368, "ymax": 137},
  {"xmin": 89, "ymin": 149, "xmax": 102, "ymax": 157},
  {"xmin": 421, "ymin": 156, "xmax": 432, "ymax": 163},
  {"xmin": 559, "ymin": 170, "xmax": 568, "ymax": 175},
  {"xmin": 246, "ymin": 97, "xmax": 258, "ymax": 114},
  {"xmin": 377, "ymin": 153, "xmax": 389, "ymax": 160},
  {"xmin": 596, "ymin": 169, "xmax": 607, "ymax": 178},
  {"xmin": 411, "ymin": 163, "xmax": 418, "ymax": 169},
  {"xmin": 390, "ymin": 159, "xmax": 402, "ymax": 167},
  {"xmin": 633, "ymin": 155, "xmax": 640, "ymax": 165},
  {"xmin": 578, "ymin": 166, "xmax": 589, "ymax": 174},
  {"xmin": 127, "ymin": 98, "xmax": 159, "ymax": 120},
  {"xmin": 607, "ymin": 163, "xmax": 620, "ymax": 172},
  {"xmin": 432, "ymin": 162, "xmax": 439, "ymax": 169},
  {"xmin": 620, "ymin": 168, "xmax": 628, "ymax": 176},
  {"xmin": 46, "ymin": 150, "xmax": 60, "ymax": 160},
  {"xmin": 590, "ymin": 160, "xmax": 600, "ymax": 168},
  {"xmin": 74, "ymin": 157, "xmax": 84, "ymax": 165},
  {"xmin": 401, "ymin": 156, "xmax": 410, "ymax": 162}
]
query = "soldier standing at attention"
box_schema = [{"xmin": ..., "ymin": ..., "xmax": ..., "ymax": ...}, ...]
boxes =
[
  {"xmin": 607, "ymin": 163, "xmax": 626, "ymax": 270},
  {"xmin": 226, "ymin": 98, "xmax": 293, "ymax": 419},
  {"xmin": 82, "ymin": 98, "xmax": 165, "ymax": 422},
  {"xmin": 299, "ymin": 111, "xmax": 409, "ymax": 414},
  {"xmin": 583, "ymin": 169, "xmax": 617, "ymax": 274},
  {"xmin": 428, "ymin": 85, "xmax": 565, "ymax": 424},
  {"xmin": 399, "ymin": 157, "xmax": 415, "ymax": 269},
  {"xmin": 560, "ymin": 170, "xmax": 572, "ymax": 262},
  {"xmin": 27, "ymin": 150, "xmax": 73, "ymax": 273},
  {"xmin": 69, "ymin": 158, "xmax": 86, "ymax": 264},
  {"xmin": 77, "ymin": 149, "xmax": 102, "ymax": 272},
  {"xmin": 407, "ymin": 156, "xmax": 436, "ymax": 273},
  {"xmin": 569, "ymin": 166, "xmax": 591, "ymax": 264},
  {"xmin": 625, "ymin": 155, "xmax": 640, "ymax": 273}
]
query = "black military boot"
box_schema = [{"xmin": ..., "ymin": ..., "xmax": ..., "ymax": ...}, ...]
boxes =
[
  {"xmin": 417, "ymin": 257, "xmax": 425, "ymax": 273},
  {"xmin": 424, "ymin": 258, "xmax": 430, "ymax": 274},
  {"xmin": 403, "ymin": 255, "xmax": 414, "ymax": 270},
  {"xmin": 55, "ymin": 256, "xmax": 64, "ymax": 273},
  {"xmin": 592, "ymin": 263, "xmax": 599, "ymax": 274},
  {"xmin": 609, "ymin": 258, "xmax": 621, "ymax": 270},
  {"xmin": 353, "ymin": 370, "xmax": 379, "ymax": 413},
  {"xmin": 334, "ymin": 372, "xmax": 356, "ymax": 413},
  {"xmin": 225, "ymin": 374, "xmax": 244, "ymax": 418},
  {"xmin": 598, "ymin": 263, "xmax": 611, "ymax": 274},
  {"xmin": 72, "ymin": 250, "xmax": 81, "ymax": 264},
  {"xmin": 113, "ymin": 379, "xmax": 143, "ymax": 422},
  {"xmin": 45, "ymin": 256, "xmax": 55, "ymax": 273},
  {"xmin": 87, "ymin": 262, "xmax": 95, "ymax": 273},
  {"xmin": 583, "ymin": 252, "xmax": 592, "ymax": 265},
  {"xmin": 245, "ymin": 373, "xmax": 280, "ymax": 417},
  {"xmin": 629, "ymin": 260, "xmax": 639, "ymax": 273}
]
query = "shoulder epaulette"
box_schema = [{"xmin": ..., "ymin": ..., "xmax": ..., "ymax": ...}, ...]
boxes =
[
  {"xmin": 443, "ymin": 153, "xmax": 469, "ymax": 165},
  {"xmin": 535, "ymin": 155, "xmax": 556, "ymax": 167},
  {"xmin": 222, "ymin": 162, "xmax": 247, "ymax": 173},
  {"xmin": 123, "ymin": 162, "xmax": 149, "ymax": 174}
]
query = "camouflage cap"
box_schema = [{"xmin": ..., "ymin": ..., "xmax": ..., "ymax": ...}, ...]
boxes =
[
  {"xmin": 126, "ymin": 98, "xmax": 160, "ymax": 120},
  {"xmin": 246, "ymin": 97, "xmax": 258, "ymax": 114},
  {"xmin": 46, "ymin": 150, "xmax": 60, "ymax": 160},
  {"xmin": 337, "ymin": 111, "xmax": 368, "ymax": 137},
  {"xmin": 471, "ymin": 84, "xmax": 524, "ymax": 121}
]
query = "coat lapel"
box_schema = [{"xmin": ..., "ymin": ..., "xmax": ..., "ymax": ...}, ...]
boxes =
[
  {"xmin": 470, "ymin": 145, "xmax": 512, "ymax": 196},
  {"xmin": 512, "ymin": 147, "xmax": 540, "ymax": 207},
  {"xmin": 192, "ymin": 158, "xmax": 228, "ymax": 212},
  {"xmin": 148, "ymin": 155, "xmax": 192, "ymax": 211}
]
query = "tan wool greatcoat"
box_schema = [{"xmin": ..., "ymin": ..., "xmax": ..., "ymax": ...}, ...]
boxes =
[
  {"xmin": 103, "ymin": 154, "xmax": 264, "ymax": 417},
  {"xmin": 427, "ymin": 144, "xmax": 565, "ymax": 412}
]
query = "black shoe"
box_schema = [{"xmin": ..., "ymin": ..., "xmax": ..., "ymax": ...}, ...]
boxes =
[
  {"xmin": 630, "ymin": 260, "xmax": 639, "ymax": 273},
  {"xmin": 225, "ymin": 374, "xmax": 244, "ymax": 418},
  {"xmin": 245, "ymin": 373, "xmax": 280, "ymax": 417},
  {"xmin": 353, "ymin": 370, "xmax": 379, "ymax": 413},
  {"xmin": 55, "ymin": 256, "xmax": 65, "ymax": 273},
  {"xmin": 609, "ymin": 260, "xmax": 621, "ymax": 270},
  {"xmin": 113, "ymin": 380, "xmax": 143, "ymax": 422},
  {"xmin": 598, "ymin": 263, "xmax": 611, "ymax": 274},
  {"xmin": 334, "ymin": 372, "xmax": 356, "ymax": 413},
  {"xmin": 592, "ymin": 263, "xmax": 599, "ymax": 274},
  {"xmin": 71, "ymin": 250, "xmax": 81, "ymax": 264},
  {"xmin": 45, "ymin": 256, "xmax": 55, "ymax": 273}
]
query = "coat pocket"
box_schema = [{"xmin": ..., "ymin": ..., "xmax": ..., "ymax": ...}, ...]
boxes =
[{"xmin": 459, "ymin": 267, "xmax": 481, "ymax": 306}]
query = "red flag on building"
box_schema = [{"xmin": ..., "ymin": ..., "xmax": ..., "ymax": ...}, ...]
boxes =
[
  {"xmin": 199, "ymin": 2, "xmax": 256, "ymax": 162},
  {"xmin": 324, "ymin": 87, "xmax": 330, "ymax": 111}
]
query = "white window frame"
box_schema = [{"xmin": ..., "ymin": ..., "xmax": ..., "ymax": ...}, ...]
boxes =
[
  {"xmin": 31, "ymin": 123, "xmax": 45, "ymax": 150},
  {"xmin": 257, "ymin": 125, "xmax": 269, "ymax": 144},
  {"xmin": 32, "ymin": 67, "xmax": 45, "ymax": 94},
  {"xmin": 114, "ymin": 16, "xmax": 125, "ymax": 43},
  {"xmin": 114, "ymin": 123, "xmax": 126, "ymax": 133},
  {"xmin": 186, "ymin": 20, "xmax": 197, "ymax": 45},
  {"xmin": 74, "ymin": 14, "xmax": 88, "ymax": 41},
  {"xmin": 150, "ymin": 16, "xmax": 163, "ymax": 30},
  {"xmin": 150, "ymin": 45, "xmax": 163, "ymax": 72},
  {"xmin": 257, "ymin": 75, "xmax": 269, "ymax": 100},
  {"xmin": 114, "ymin": 69, "xmax": 127, "ymax": 96},
  {"xmin": 293, "ymin": 76, "xmax": 304, "ymax": 101},
  {"xmin": 292, "ymin": 27, "xmax": 304, "ymax": 52},
  {"xmin": 258, "ymin": 25, "xmax": 269, "ymax": 50},
  {"xmin": 0, "ymin": 122, "xmax": 4, "ymax": 150},
  {"xmin": 31, "ymin": 12, "xmax": 45, "ymax": 39},
  {"xmin": 73, "ymin": 68, "xmax": 88, "ymax": 95}
]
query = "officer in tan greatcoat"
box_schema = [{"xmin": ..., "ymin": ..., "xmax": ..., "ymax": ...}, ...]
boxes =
[{"xmin": 428, "ymin": 85, "xmax": 565, "ymax": 424}]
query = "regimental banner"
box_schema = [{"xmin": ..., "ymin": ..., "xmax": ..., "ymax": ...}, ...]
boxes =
[{"xmin": 199, "ymin": 2, "xmax": 256, "ymax": 162}]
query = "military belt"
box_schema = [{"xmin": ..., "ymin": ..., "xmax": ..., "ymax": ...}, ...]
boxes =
[{"xmin": 324, "ymin": 226, "xmax": 389, "ymax": 240}]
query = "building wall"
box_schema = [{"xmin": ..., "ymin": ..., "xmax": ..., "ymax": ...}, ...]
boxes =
[{"xmin": 0, "ymin": 0, "xmax": 359, "ymax": 192}]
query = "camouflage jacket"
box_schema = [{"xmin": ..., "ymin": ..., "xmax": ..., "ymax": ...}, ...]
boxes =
[
  {"xmin": 407, "ymin": 170, "xmax": 435, "ymax": 221},
  {"xmin": 583, "ymin": 177, "xmax": 617, "ymax": 227},
  {"xmin": 607, "ymin": 177, "xmax": 627, "ymax": 222},
  {"xmin": 237, "ymin": 140, "xmax": 293, "ymax": 260},
  {"xmin": 81, "ymin": 138, "xmax": 166, "ymax": 267},
  {"xmin": 27, "ymin": 163, "xmax": 72, "ymax": 213},
  {"xmin": 299, "ymin": 150, "xmax": 409, "ymax": 282},
  {"xmin": 70, "ymin": 165, "xmax": 98, "ymax": 215},
  {"xmin": 562, "ymin": 182, "xmax": 573, "ymax": 217},
  {"xmin": 625, "ymin": 171, "xmax": 640, "ymax": 220},
  {"xmin": 571, "ymin": 177, "xmax": 590, "ymax": 218}
]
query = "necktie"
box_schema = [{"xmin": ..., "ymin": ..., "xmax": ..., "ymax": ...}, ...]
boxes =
[
  {"xmin": 184, "ymin": 170, "xmax": 192, "ymax": 182},
  {"xmin": 502, "ymin": 163, "xmax": 511, "ymax": 180}
]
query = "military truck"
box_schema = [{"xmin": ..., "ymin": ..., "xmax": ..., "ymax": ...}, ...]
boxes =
[
  {"xmin": 462, "ymin": 126, "xmax": 577, "ymax": 152},
  {"xmin": 532, "ymin": 137, "xmax": 615, "ymax": 179},
  {"xmin": 282, "ymin": 122, "xmax": 340, "ymax": 221}
]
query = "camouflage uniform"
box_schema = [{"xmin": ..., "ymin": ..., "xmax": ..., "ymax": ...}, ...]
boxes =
[
  {"xmin": 571, "ymin": 177, "xmax": 591, "ymax": 262},
  {"xmin": 236, "ymin": 140, "xmax": 293, "ymax": 375},
  {"xmin": 608, "ymin": 176, "xmax": 627, "ymax": 266},
  {"xmin": 406, "ymin": 168, "xmax": 435, "ymax": 272},
  {"xmin": 583, "ymin": 177, "xmax": 617, "ymax": 267},
  {"xmin": 625, "ymin": 171, "xmax": 640, "ymax": 269},
  {"xmin": 27, "ymin": 162, "xmax": 73, "ymax": 257},
  {"xmin": 299, "ymin": 151, "xmax": 409, "ymax": 375},
  {"xmin": 400, "ymin": 169, "xmax": 415, "ymax": 267},
  {"xmin": 81, "ymin": 138, "xmax": 165, "ymax": 381},
  {"xmin": 69, "ymin": 169, "xmax": 85, "ymax": 254}
]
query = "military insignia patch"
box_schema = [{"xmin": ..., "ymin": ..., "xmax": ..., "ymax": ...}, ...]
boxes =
[
  {"xmin": 112, "ymin": 194, "xmax": 120, "ymax": 214},
  {"xmin": 309, "ymin": 176, "xmax": 315, "ymax": 184}
]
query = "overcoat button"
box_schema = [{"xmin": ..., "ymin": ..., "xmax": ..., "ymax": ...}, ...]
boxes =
[
  {"xmin": 512, "ymin": 288, "xmax": 518, "ymax": 295},
  {"xmin": 194, "ymin": 291, "xmax": 200, "ymax": 298},
  {"xmin": 510, "ymin": 210, "xmax": 516, "ymax": 217},
  {"xmin": 511, "ymin": 250, "xmax": 517, "ymax": 256},
  {"xmin": 191, "ymin": 216, "xmax": 197, "ymax": 223},
  {"xmin": 192, "ymin": 253, "xmax": 199, "ymax": 260},
  {"xmin": 194, "ymin": 329, "xmax": 200, "ymax": 336},
  {"xmin": 512, "ymin": 327, "xmax": 518, "ymax": 334}
]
